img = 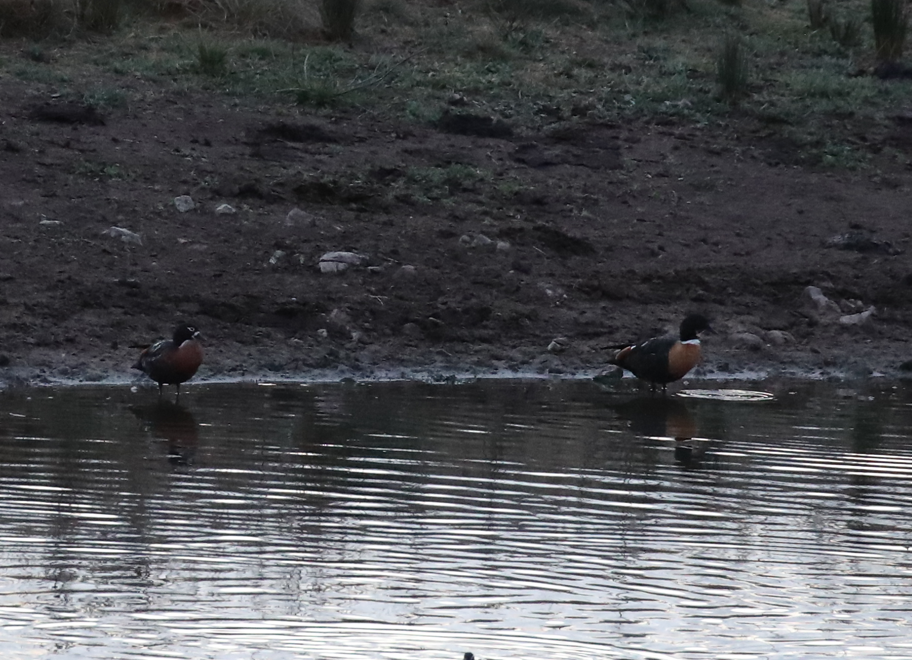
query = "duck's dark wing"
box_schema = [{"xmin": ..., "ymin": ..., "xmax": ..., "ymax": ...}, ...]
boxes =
[
  {"xmin": 133, "ymin": 339, "xmax": 172, "ymax": 372},
  {"xmin": 610, "ymin": 335, "xmax": 678, "ymax": 383}
]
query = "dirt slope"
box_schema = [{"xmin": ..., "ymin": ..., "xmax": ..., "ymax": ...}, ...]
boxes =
[{"xmin": 2, "ymin": 74, "xmax": 912, "ymax": 386}]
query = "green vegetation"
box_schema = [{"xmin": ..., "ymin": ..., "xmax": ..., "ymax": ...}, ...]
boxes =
[
  {"xmin": 83, "ymin": 86, "xmax": 128, "ymax": 109},
  {"xmin": 402, "ymin": 164, "xmax": 488, "ymax": 203},
  {"xmin": 74, "ymin": 160, "xmax": 131, "ymax": 180},
  {"xmin": 196, "ymin": 36, "xmax": 229, "ymax": 77},
  {"xmin": 0, "ymin": 0, "xmax": 910, "ymax": 169},
  {"xmin": 829, "ymin": 15, "xmax": 863, "ymax": 50}
]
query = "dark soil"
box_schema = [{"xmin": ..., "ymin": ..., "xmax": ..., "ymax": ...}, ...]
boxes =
[{"xmin": 3, "ymin": 75, "xmax": 912, "ymax": 387}]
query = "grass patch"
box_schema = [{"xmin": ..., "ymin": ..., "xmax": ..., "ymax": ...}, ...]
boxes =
[
  {"xmin": 83, "ymin": 86, "xmax": 128, "ymax": 109},
  {"xmin": 397, "ymin": 164, "xmax": 488, "ymax": 203},
  {"xmin": 829, "ymin": 15, "xmax": 863, "ymax": 50},
  {"xmin": 196, "ymin": 37, "xmax": 229, "ymax": 76},
  {"xmin": 778, "ymin": 68, "xmax": 878, "ymax": 107},
  {"xmin": 295, "ymin": 80, "xmax": 340, "ymax": 106},
  {"xmin": 820, "ymin": 142, "xmax": 869, "ymax": 168},
  {"xmin": 13, "ymin": 62, "xmax": 70, "ymax": 83},
  {"xmin": 3, "ymin": 0, "xmax": 912, "ymax": 173},
  {"xmin": 74, "ymin": 160, "xmax": 131, "ymax": 180}
]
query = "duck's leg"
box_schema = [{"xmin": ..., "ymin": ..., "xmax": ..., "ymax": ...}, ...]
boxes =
[{"xmin": 175, "ymin": 383, "xmax": 181, "ymax": 403}]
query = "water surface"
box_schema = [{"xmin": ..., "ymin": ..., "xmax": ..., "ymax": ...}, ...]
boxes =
[{"xmin": 1, "ymin": 379, "xmax": 911, "ymax": 659}]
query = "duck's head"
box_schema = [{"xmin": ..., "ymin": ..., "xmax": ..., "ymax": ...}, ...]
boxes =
[
  {"xmin": 679, "ymin": 314, "xmax": 712, "ymax": 341},
  {"xmin": 172, "ymin": 324, "xmax": 201, "ymax": 344}
]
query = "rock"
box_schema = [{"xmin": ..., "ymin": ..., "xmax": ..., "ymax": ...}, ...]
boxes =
[
  {"xmin": 268, "ymin": 250, "xmax": 285, "ymax": 266},
  {"xmin": 593, "ymin": 367, "xmax": 624, "ymax": 385},
  {"xmin": 327, "ymin": 308, "xmax": 353, "ymax": 334},
  {"xmin": 460, "ymin": 233, "xmax": 494, "ymax": 248},
  {"xmin": 511, "ymin": 259, "xmax": 532, "ymax": 274},
  {"xmin": 824, "ymin": 231, "xmax": 889, "ymax": 253},
  {"xmin": 765, "ymin": 330, "xmax": 795, "ymax": 346},
  {"xmin": 319, "ymin": 261, "xmax": 345, "ymax": 274},
  {"xmin": 316, "ymin": 328, "xmax": 328, "ymax": 339},
  {"xmin": 839, "ymin": 306, "xmax": 875, "ymax": 326},
  {"xmin": 394, "ymin": 265, "xmax": 417, "ymax": 279},
  {"xmin": 101, "ymin": 226, "xmax": 143, "ymax": 246},
  {"xmin": 214, "ymin": 203, "xmax": 236, "ymax": 215},
  {"xmin": 496, "ymin": 240, "xmax": 511, "ymax": 252},
  {"xmin": 731, "ymin": 332, "xmax": 764, "ymax": 350},
  {"xmin": 548, "ymin": 337, "xmax": 570, "ymax": 353},
  {"xmin": 538, "ymin": 282, "xmax": 566, "ymax": 300},
  {"xmin": 174, "ymin": 195, "xmax": 195, "ymax": 212},
  {"xmin": 39, "ymin": 217, "xmax": 61, "ymax": 227},
  {"xmin": 401, "ymin": 322, "xmax": 422, "ymax": 338},
  {"xmin": 286, "ymin": 207, "xmax": 318, "ymax": 227},
  {"xmin": 803, "ymin": 286, "xmax": 840, "ymax": 314},
  {"xmin": 899, "ymin": 359, "xmax": 912, "ymax": 372},
  {"xmin": 319, "ymin": 251, "xmax": 367, "ymax": 273}
]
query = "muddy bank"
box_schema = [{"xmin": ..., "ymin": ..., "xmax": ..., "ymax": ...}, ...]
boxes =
[{"xmin": 2, "ymin": 82, "xmax": 912, "ymax": 389}]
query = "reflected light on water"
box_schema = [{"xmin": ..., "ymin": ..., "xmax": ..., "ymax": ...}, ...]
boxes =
[{"xmin": 0, "ymin": 380, "xmax": 910, "ymax": 659}]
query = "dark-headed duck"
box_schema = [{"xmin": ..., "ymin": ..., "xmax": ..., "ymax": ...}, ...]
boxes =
[
  {"xmin": 133, "ymin": 324, "xmax": 203, "ymax": 397},
  {"xmin": 608, "ymin": 314, "xmax": 711, "ymax": 391}
]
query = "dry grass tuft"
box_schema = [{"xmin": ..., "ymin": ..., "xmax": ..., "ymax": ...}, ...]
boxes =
[
  {"xmin": 829, "ymin": 15, "xmax": 862, "ymax": 49},
  {"xmin": 320, "ymin": 0, "xmax": 360, "ymax": 40},
  {"xmin": 807, "ymin": 0, "xmax": 828, "ymax": 29},
  {"xmin": 717, "ymin": 33, "xmax": 749, "ymax": 102},
  {"xmin": 872, "ymin": 0, "xmax": 907, "ymax": 62},
  {"xmin": 80, "ymin": 0, "xmax": 122, "ymax": 32}
]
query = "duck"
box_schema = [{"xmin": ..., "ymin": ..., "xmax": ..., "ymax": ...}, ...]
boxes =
[
  {"xmin": 133, "ymin": 324, "xmax": 203, "ymax": 397},
  {"xmin": 607, "ymin": 314, "xmax": 711, "ymax": 391}
]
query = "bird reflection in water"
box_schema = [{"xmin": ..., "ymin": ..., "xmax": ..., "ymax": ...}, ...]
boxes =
[
  {"xmin": 131, "ymin": 400, "xmax": 199, "ymax": 464},
  {"xmin": 609, "ymin": 396, "xmax": 714, "ymax": 466}
]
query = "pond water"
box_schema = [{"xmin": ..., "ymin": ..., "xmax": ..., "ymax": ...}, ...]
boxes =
[{"xmin": 0, "ymin": 379, "xmax": 911, "ymax": 660}]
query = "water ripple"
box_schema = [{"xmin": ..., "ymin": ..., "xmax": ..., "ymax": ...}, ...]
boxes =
[{"xmin": 0, "ymin": 382, "xmax": 911, "ymax": 658}]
